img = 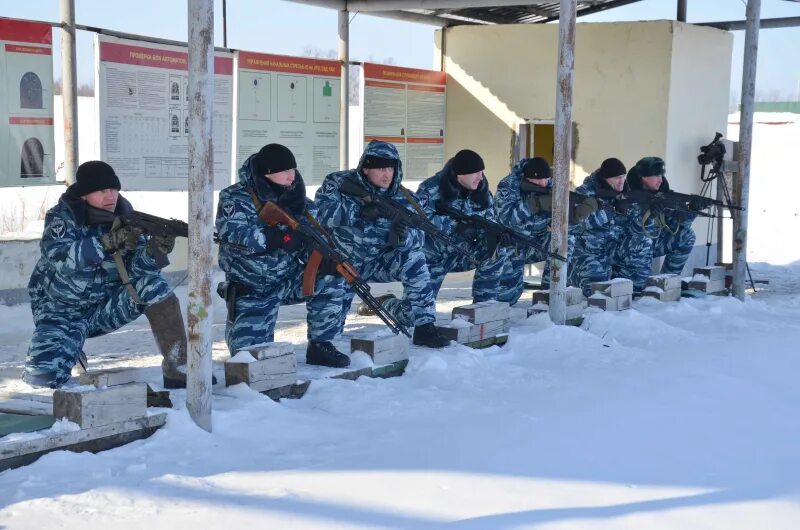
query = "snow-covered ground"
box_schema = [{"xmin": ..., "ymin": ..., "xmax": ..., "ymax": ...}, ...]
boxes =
[
  {"xmin": 1, "ymin": 112, "xmax": 799, "ymax": 528},
  {"xmin": 1, "ymin": 263, "xmax": 799, "ymax": 529}
]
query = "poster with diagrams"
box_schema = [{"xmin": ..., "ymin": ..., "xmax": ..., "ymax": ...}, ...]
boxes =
[
  {"xmin": 235, "ymin": 51, "xmax": 340, "ymax": 185},
  {"xmin": 0, "ymin": 17, "xmax": 55, "ymax": 187},
  {"xmin": 96, "ymin": 35, "xmax": 234, "ymax": 190},
  {"xmin": 362, "ymin": 63, "xmax": 446, "ymax": 181}
]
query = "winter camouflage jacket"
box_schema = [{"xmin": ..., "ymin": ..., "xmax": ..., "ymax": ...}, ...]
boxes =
[
  {"xmin": 574, "ymin": 171, "xmax": 657, "ymax": 241},
  {"xmin": 495, "ymin": 159, "xmax": 552, "ymax": 239},
  {"xmin": 314, "ymin": 140, "xmax": 424, "ymax": 265},
  {"xmin": 216, "ymin": 154, "xmax": 316, "ymax": 292},
  {"xmin": 625, "ymin": 166, "xmax": 697, "ymax": 238},
  {"xmin": 28, "ymin": 189, "xmax": 160, "ymax": 307},
  {"xmin": 415, "ymin": 158, "xmax": 496, "ymax": 257}
]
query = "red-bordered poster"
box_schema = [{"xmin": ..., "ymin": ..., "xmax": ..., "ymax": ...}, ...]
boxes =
[
  {"xmin": 96, "ymin": 35, "xmax": 234, "ymax": 190},
  {"xmin": 234, "ymin": 51, "xmax": 341, "ymax": 184},
  {"xmin": 362, "ymin": 63, "xmax": 446, "ymax": 181},
  {"xmin": 0, "ymin": 17, "xmax": 55, "ymax": 187}
]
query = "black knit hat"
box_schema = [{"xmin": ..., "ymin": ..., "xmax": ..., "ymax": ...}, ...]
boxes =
[
  {"xmin": 635, "ymin": 156, "xmax": 666, "ymax": 177},
  {"xmin": 523, "ymin": 157, "xmax": 551, "ymax": 180},
  {"xmin": 362, "ymin": 156, "xmax": 395, "ymax": 169},
  {"xmin": 255, "ymin": 143, "xmax": 297, "ymax": 175},
  {"xmin": 452, "ymin": 149, "xmax": 485, "ymax": 175},
  {"xmin": 598, "ymin": 157, "xmax": 627, "ymax": 180},
  {"xmin": 70, "ymin": 161, "xmax": 121, "ymax": 196}
]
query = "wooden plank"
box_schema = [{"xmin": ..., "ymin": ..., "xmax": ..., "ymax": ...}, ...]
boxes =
[
  {"xmin": 588, "ymin": 294, "xmax": 632, "ymax": 311},
  {"xmin": 79, "ymin": 367, "xmax": 150, "ymax": 387},
  {"xmin": 224, "ymin": 353, "xmax": 297, "ymax": 392},
  {"xmin": 1, "ymin": 412, "xmax": 167, "ymax": 472},
  {"xmin": 694, "ymin": 266, "xmax": 727, "ymax": 281},
  {"xmin": 532, "ymin": 287, "xmax": 585, "ymax": 306},
  {"xmin": 53, "ymin": 383, "xmax": 147, "ymax": 429},
  {"xmin": 642, "ymin": 287, "xmax": 682, "ymax": 302},
  {"xmin": 468, "ymin": 319, "xmax": 506, "ymax": 342},
  {"xmin": 432, "ymin": 324, "xmax": 470, "ymax": 343},
  {"xmin": 591, "ymin": 279, "xmax": 634, "ymax": 298},
  {"xmin": 688, "ymin": 278, "xmax": 726, "ymax": 293},
  {"xmin": 646, "ymin": 274, "xmax": 683, "ymax": 291},
  {"xmin": 0, "ymin": 398, "xmax": 53, "ymax": 416},
  {"xmin": 452, "ymin": 301, "xmax": 510, "ymax": 324},
  {"xmin": 529, "ymin": 303, "xmax": 584, "ymax": 320},
  {"xmin": 236, "ymin": 342, "xmax": 294, "ymax": 360},
  {"xmin": 350, "ymin": 334, "xmax": 409, "ymax": 356}
]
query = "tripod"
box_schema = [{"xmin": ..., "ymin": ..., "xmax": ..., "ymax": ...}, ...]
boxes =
[{"xmin": 699, "ymin": 157, "xmax": 756, "ymax": 292}]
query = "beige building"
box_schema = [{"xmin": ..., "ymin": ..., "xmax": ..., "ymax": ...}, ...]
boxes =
[{"xmin": 436, "ymin": 20, "xmax": 732, "ymax": 190}]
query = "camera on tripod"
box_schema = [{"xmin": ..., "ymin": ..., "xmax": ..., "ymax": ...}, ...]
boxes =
[{"xmin": 697, "ymin": 132, "xmax": 726, "ymax": 169}]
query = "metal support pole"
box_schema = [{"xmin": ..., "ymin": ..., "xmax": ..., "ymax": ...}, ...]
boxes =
[
  {"xmin": 549, "ymin": 0, "xmax": 576, "ymax": 325},
  {"xmin": 733, "ymin": 0, "xmax": 760, "ymax": 301},
  {"xmin": 187, "ymin": 0, "xmax": 215, "ymax": 431},
  {"xmin": 677, "ymin": 0, "xmax": 687, "ymax": 23},
  {"xmin": 222, "ymin": 0, "xmax": 228, "ymax": 48},
  {"xmin": 338, "ymin": 10, "xmax": 350, "ymax": 170},
  {"xmin": 60, "ymin": 0, "xmax": 78, "ymax": 184}
]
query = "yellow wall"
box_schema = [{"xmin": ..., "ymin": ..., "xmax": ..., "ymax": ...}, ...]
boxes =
[{"xmin": 435, "ymin": 21, "xmax": 732, "ymax": 192}]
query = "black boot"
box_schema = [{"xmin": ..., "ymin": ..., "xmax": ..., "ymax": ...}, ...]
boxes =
[
  {"xmin": 357, "ymin": 294, "xmax": 396, "ymax": 316},
  {"xmin": 412, "ymin": 323, "xmax": 451, "ymax": 349},
  {"xmin": 146, "ymin": 294, "xmax": 217, "ymax": 389},
  {"xmin": 306, "ymin": 341, "xmax": 350, "ymax": 368}
]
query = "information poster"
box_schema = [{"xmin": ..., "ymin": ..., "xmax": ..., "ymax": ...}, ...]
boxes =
[
  {"xmin": 362, "ymin": 63, "xmax": 446, "ymax": 181},
  {"xmin": 234, "ymin": 51, "xmax": 340, "ymax": 185},
  {"xmin": 0, "ymin": 18, "xmax": 55, "ymax": 187},
  {"xmin": 96, "ymin": 35, "xmax": 233, "ymax": 190}
]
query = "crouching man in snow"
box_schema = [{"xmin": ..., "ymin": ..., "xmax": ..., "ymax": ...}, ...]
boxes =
[
  {"xmin": 24, "ymin": 161, "xmax": 190, "ymax": 389},
  {"xmin": 215, "ymin": 144, "xmax": 351, "ymax": 368}
]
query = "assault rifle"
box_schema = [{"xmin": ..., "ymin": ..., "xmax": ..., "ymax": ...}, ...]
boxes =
[
  {"xmin": 435, "ymin": 202, "xmax": 567, "ymax": 262},
  {"xmin": 607, "ymin": 189, "xmax": 744, "ymax": 217},
  {"xmin": 518, "ymin": 181, "xmax": 600, "ymax": 225},
  {"xmin": 259, "ymin": 201, "xmax": 409, "ymax": 337},
  {"xmin": 339, "ymin": 176, "xmax": 478, "ymax": 265},
  {"xmin": 88, "ymin": 207, "xmax": 187, "ymax": 268}
]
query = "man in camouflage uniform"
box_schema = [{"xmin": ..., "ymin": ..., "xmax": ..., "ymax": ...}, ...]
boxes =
[
  {"xmin": 24, "ymin": 161, "xmax": 188, "ymax": 388},
  {"xmin": 569, "ymin": 158, "xmax": 657, "ymax": 295},
  {"xmin": 626, "ymin": 156, "xmax": 698, "ymax": 275},
  {"xmin": 384, "ymin": 149, "xmax": 508, "ymax": 315},
  {"xmin": 315, "ymin": 140, "xmax": 449, "ymax": 348},
  {"xmin": 216, "ymin": 144, "xmax": 350, "ymax": 368},
  {"xmin": 494, "ymin": 157, "xmax": 595, "ymax": 304}
]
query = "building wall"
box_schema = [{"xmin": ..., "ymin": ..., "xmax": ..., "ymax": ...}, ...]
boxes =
[{"xmin": 435, "ymin": 20, "xmax": 731, "ymax": 190}]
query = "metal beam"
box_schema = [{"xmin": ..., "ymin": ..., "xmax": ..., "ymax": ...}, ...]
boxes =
[
  {"xmin": 549, "ymin": 0, "xmax": 576, "ymax": 325},
  {"xmin": 370, "ymin": 9, "xmax": 453, "ymax": 25},
  {"xmin": 60, "ymin": 0, "xmax": 78, "ymax": 185},
  {"xmin": 347, "ymin": 0, "xmax": 603, "ymax": 11},
  {"xmin": 698, "ymin": 16, "xmax": 800, "ymax": 31},
  {"xmin": 733, "ymin": 0, "xmax": 760, "ymax": 300},
  {"xmin": 186, "ymin": 0, "xmax": 215, "ymax": 432},
  {"xmin": 677, "ymin": 0, "xmax": 687, "ymax": 22},
  {"xmin": 339, "ymin": 10, "xmax": 349, "ymax": 169}
]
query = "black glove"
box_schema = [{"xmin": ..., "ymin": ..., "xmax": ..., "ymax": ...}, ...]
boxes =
[
  {"xmin": 100, "ymin": 224, "xmax": 143, "ymax": 252},
  {"xmin": 360, "ymin": 200, "xmax": 382, "ymax": 221},
  {"xmin": 264, "ymin": 225, "xmax": 298, "ymax": 251},
  {"xmin": 526, "ymin": 193, "xmax": 552, "ymax": 215},
  {"xmin": 454, "ymin": 221, "xmax": 479, "ymax": 244},
  {"xmin": 570, "ymin": 197, "xmax": 598, "ymax": 225},
  {"xmin": 317, "ymin": 258, "xmax": 338, "ymax": 277},
  {"xmin": 613, "ymin": 196, "xmax": 632, "ymax": 214},
  {"xmin": 147, "ymin": 234, "xmax": 176, "ymax": 257}
]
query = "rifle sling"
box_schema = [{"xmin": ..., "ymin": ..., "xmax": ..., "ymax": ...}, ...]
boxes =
[
  {"xmin": 399, "ymin": 186, "xmax": 430, "ymax": 219},
  {"xmin": 112, "ymin": 250, "xmax": 144, "ymax": 305}
]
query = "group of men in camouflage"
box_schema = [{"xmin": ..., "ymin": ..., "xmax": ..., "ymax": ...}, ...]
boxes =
[{"xmin": 23, "ymin": 140, "xmax": 697, "ymax": 387}]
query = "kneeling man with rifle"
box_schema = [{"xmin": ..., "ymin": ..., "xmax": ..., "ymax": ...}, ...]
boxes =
[{"xmin": 24, "ymin": 161, "xmax": 190, "ymax": 388}]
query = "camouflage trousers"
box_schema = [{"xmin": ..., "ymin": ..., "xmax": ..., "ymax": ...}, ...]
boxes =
[
  {"xmin": 343, "ymin": 246, "xmax": 437, "ymax": 330},
  {"xmin": 225, "ymin": 274, "xmax": 346, "ymax": 354},
  {"xmin": 569, "ymin": 229, "xmax": 653, "ymax": 295},
  {"xmin": 23, "ymin": 274, "xmax": 171, "ymax": 388},
  {"xmin": 497, "ymin": 233, "xmax": 574, "ymax": 305},
  {"xmin": 652, "ymin": 225, "xmax": 696, "ymax": 275},
  {"xmin": 388, "ymin": 243, "xmax": 507, "ymax": 327}
]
